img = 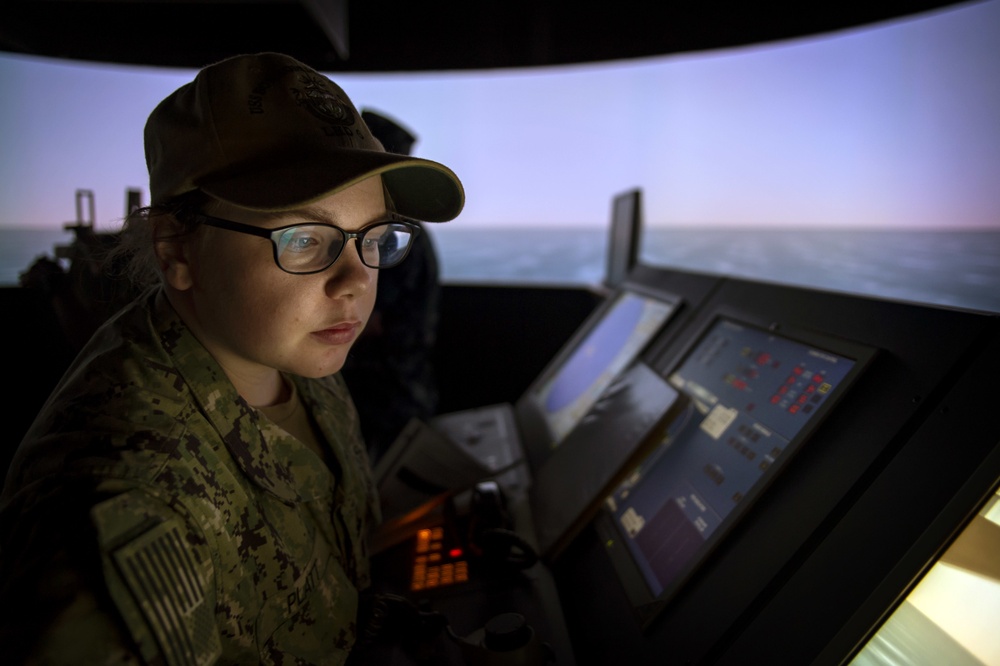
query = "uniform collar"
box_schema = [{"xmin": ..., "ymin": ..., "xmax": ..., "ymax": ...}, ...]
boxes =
[{"xmin": 151, "ymin": 290, "xmax": 333, "ymax": 504}]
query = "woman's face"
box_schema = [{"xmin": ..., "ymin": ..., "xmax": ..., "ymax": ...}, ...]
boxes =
[{"xmin": 166, "ymin": 175, "xmax": 383, "ymax": 401}]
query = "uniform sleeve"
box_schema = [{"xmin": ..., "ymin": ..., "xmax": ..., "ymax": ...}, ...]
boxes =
[
  {"xmin": 0, "ymin": 487, "xmax": 222, "ymax": 666},
  {"xmin": 89, "ymin": 489, "xmax": 223, "ymax": 666}
]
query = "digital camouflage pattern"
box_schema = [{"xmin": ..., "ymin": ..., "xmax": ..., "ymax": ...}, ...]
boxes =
[{"xmin": 0, "ymin": 288, "xmax": 380, "ymax": 665}]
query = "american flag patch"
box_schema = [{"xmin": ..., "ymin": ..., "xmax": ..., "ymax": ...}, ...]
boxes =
[{"xmin": 112, "ymin": 519, "xmax": 221, "ymax": 666}]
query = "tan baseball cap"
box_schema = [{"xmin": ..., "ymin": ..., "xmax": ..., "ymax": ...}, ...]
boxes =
[{"xmin": 144, "ymin": 52, "xmax": 464, "ymax": 222}]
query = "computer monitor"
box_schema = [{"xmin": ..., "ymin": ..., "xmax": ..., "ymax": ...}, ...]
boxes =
[
  {"xmin": 605, "ymin": 188, "xmax": 642, "ymax": 289},
  {"xmin": 516, "ymin": 285, "xmax": 679, "ymax": 466},
  {"xmin": 596, "ymin": 309, "xmax": 875, "ymax": 627},
  {"xmin": 844, "ymin": 477, "xmax": 1000, "ymax": 666},
  {"xmin": 530, "ymin": 362, "xmax": 688, "ymax": 562}
]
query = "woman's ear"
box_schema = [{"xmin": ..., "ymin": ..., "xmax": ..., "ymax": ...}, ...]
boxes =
[{"xmin": 152, "ymin": 216, "xmax": 196, "ymax": 291}]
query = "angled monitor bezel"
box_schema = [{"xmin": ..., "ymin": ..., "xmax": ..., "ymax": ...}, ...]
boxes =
[
  {"xmin": 529, "ymin": 361, "xmax": 689, "ymax": 563},
  {"xmin": 819, "ymin": 442, "xmax": 1000, "ymax": 666},
  {"xmin": 839, "ymin": 475, "xmax": 1000, "ymax": 665}
]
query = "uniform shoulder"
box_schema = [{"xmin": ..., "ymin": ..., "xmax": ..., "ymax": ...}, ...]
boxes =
[
  {"xmin": 89, "ymin": 489, "xmax": 223, "ymax": 664},
  {"xmin": 0, "ymin": 484, "xmax": 221, "ymax": 665}
]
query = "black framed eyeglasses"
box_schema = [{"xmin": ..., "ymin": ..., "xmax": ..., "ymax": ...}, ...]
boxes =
[{"xmin": 192, "ymin": 212, "xmax": 421, "ymax": 274}]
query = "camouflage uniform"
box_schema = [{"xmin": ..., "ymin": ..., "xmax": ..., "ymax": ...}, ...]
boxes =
[{"xmin": 0, "ymin": 288, "xmax": 380, "ymax": 665}]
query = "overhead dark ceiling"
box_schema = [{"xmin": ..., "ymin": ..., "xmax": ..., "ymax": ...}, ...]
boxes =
[{"xmin": 0, "ymin": 0, "xmax": 973, "ymax": 72}]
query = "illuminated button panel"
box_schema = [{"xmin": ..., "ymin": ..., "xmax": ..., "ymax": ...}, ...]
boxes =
[{"xmin": 411, "ymin": 526, "xmax": 470, "ymax": 591}]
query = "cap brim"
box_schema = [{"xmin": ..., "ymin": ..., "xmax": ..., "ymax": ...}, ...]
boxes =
[{"xmin": 198, "ymin": 148, "xmax": 465, "ymax": 222}]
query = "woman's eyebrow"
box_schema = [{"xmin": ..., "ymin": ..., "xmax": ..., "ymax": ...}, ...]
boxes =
[
  {"xmin": 250, "ymin": 206, "xmax": 336, "ymax": 226},
  {"xmin": 288, "ymin": 207, "xmax": 393, "ymax": 228}
]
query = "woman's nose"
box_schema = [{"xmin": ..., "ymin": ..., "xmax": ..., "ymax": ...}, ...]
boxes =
[{"xmin": 326, "ymin": 239, "xmax": 376, "ymax": 299}]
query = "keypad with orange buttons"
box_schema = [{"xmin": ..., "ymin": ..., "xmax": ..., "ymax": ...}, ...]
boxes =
[{"xmin": 411, "ymin": 526, "xmax": 470, "ymax": 591}]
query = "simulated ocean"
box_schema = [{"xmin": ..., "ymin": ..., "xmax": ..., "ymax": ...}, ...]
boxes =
[{"xmin": 2, "ymin": 226, "xmax": 998, "ymax": 314}]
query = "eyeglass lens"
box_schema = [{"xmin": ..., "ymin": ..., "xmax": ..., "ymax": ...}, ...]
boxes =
[{"xmin": 273, "ymin": 222, "xmax": 415, "ymax": 273}]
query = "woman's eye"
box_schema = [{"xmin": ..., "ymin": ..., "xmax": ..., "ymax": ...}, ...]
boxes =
[{"xmin": 280, "ymin": 229, "xmax": 321, "ymax": 253}]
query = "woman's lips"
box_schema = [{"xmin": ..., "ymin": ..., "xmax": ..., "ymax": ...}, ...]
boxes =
[{"xmin": 311, "ymin": 322, "xmax": 361, "ymax": 345}]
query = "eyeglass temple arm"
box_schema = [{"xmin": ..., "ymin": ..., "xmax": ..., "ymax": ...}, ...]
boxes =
[{"xmin": 196, "ymin": 213, "xmax": 273, "ymax": 239}]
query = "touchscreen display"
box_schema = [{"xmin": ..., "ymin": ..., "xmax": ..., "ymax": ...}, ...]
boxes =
[
  {"xmin": 601, "ymin": 316, "xmax": 867, "ymax": 618},
  {"xmin": 531, "ymin": 290, "xmax": 676, "ymax": 448}
]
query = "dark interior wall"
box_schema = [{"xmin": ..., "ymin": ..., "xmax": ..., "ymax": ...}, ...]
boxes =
[
  {"xmin": 433, "ymin": 283, "xmax": 603, "ymax": 414},
  {"xmin": 1, "ymin": 287, "xmax": 78, "ymax": 472}
]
